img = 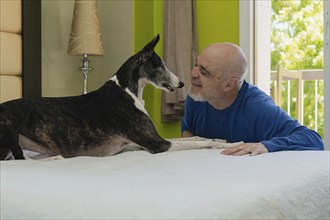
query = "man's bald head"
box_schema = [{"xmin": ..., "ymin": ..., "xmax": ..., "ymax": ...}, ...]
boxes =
[{"xmin": 201, "ymin": 42, "xmax": 248, "ymax": 83}]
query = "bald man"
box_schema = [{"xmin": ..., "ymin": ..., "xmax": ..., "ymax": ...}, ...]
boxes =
[{"xmin": 181, "ymin": 43, "xmax": 324, "ymax": 156}]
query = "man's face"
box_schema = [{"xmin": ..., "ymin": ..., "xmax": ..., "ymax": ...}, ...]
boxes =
[{"xmin": 188, "ymin": 49, "xmax": 226, "ymax": 102}]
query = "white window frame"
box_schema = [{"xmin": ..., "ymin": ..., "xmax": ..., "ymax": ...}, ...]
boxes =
[
  {"xmin": 239, "ymin": 0, "xmax": 271, "ymax": 95},
  {"xmin": 324, "ymin": 0, "xmax": 329, "ymax": 150},
  {"xmin": 239, "ymin": 0, "xmax": 330, "ymax": 149}
]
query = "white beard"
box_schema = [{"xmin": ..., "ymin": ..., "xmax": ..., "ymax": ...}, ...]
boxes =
[{"xmin": 188, "ymin": 86, "xmax": 206, "ymax": 102}]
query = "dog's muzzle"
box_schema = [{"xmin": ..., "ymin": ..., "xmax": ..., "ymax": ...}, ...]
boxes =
[{"xmin": 163, "ymin": 81, "xmax": 184, "ymax": 92}]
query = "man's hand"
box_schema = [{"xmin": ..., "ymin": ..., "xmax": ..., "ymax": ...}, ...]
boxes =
[
  {"xmin": 182, "ymin": 130, "xmax": 194, "ymax": 138},
  {"xmin": 221, "ymin": 142, "xmax": 268, "ymax": 156}
]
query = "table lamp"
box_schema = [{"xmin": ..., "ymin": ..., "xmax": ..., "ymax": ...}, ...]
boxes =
[{"xmin": 68, "ymin": 0, "xmax": 104, "ymax": 94}]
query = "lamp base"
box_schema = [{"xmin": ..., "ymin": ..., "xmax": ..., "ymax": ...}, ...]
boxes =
[{"xmin": 81, "ymin": 54, "xmax": 93, "ymax": 94}]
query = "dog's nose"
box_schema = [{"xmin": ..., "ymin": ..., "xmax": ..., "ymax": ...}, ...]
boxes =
[{"xmin": 178, "ymin": 81, "xmax": 184, "ymax": 88}]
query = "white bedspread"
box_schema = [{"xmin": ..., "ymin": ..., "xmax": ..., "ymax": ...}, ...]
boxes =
[{"xmin": 1, "ymin": 149, "xmax": 329, "ymax": 220}]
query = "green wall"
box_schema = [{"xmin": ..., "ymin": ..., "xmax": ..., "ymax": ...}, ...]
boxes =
[
  {"xmin": 195, "ymin": 0, "xmax": 239, "ymax": 50},
  {"xmin": 134, "ymin": 0, "xmax": 239, "ymax": 138}
]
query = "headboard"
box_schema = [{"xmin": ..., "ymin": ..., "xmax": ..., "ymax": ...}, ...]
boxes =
[
  {"xmin": 0, "ymin": 0, "xmax": 22, "ymax": 103},
  {"xmin": 0, "ymin": 0, "xmax": 41, "ymax": 103}
]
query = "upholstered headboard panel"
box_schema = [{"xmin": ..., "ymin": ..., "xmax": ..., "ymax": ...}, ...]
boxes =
[{"xmin": 0, "ymin": 0, "xmax": 22, "ymax": 103}]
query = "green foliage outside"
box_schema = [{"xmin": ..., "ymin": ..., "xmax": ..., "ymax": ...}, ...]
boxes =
[{"xmin": 271, "ymin": 0, "xmax": 324, "ymax": 137}]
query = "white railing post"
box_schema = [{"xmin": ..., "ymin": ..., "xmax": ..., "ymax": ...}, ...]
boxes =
[
  {"xmin": 315, "ymin": 80, "xmax": 318, "ymax": 131},
  {"xmin": 271, "ymin": 69, "xmax": 324, "ymax": 135},
  {"xmin": 287, "ymin": 81, "xmax": 291, "ymax": 116},
  {"xmin": 301, "ymin": 80, "xmax": 304, "ymax": 125}
]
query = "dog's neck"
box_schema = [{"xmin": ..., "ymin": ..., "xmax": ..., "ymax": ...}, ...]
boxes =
[
  {"xmin": 108, "ymin": 75, "xmax": 148, "ymax": 115},
  {"xmin": 104, "ymin": 53, "xmax": 155, "ymax": 115},
  {"xmin": 111, "ymin": 54, "xmax": 149, "ymax": 103},
  {"xmin": 110, "ymin": 75, "xmax": 148, "ymax": 106}
]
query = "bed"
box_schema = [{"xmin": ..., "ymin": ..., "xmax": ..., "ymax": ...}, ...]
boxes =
[
  {"xmin": 1, "ymin": 1, "xmax": 329, "ymax": 219},
  {"xmin": 1, "ymin": 147, "xmax": 329, "ymax": 220}
]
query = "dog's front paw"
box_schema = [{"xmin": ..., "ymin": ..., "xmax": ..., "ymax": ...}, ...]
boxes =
[{"xmin": 167, "ymin": 144, "xmax": 180, "ymax": 152}]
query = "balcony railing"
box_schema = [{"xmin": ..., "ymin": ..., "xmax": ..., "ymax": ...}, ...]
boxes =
[{"xmin": 271, "ymin": 69, "xmax": 324, "ymax": 137}]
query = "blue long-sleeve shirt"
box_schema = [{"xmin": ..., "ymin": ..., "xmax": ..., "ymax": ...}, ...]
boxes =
[{"xmin": 181, "ymin": 80, "xmax": 324, "ymax": 152}]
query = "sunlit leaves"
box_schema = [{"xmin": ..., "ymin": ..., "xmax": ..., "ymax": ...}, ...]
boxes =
[{"xmin": 271, "ymin": 0, "xmax": 324, "ymax": 137}]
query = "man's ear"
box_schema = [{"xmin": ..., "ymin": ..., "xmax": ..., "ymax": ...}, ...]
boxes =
[
  {"xmin": 224, "ymin": 77, "xmax": 239, "ymax": 92},
  {"xmin": 140, "ymin": 34, "xmax": 160, "ymax": 63}
]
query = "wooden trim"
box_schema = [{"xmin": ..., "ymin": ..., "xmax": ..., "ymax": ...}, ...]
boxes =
[{"xmin": 22, "ymin": 0, "xmax": 41, "ymax": 99}]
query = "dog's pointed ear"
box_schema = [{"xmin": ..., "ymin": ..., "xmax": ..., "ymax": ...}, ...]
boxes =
[{"xmin": 140, "ymin": 34, "xmax": 160, "ymax": 63}]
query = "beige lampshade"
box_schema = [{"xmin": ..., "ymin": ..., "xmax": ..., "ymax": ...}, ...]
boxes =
[{"xmin": 68, "ymin": 0, "xmax": 104, "ymax": 56}]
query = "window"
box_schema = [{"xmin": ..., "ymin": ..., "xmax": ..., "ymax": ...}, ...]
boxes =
[{"xmin": 239, "ymin": 0, "xmax": 330, "ymax": 149}]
